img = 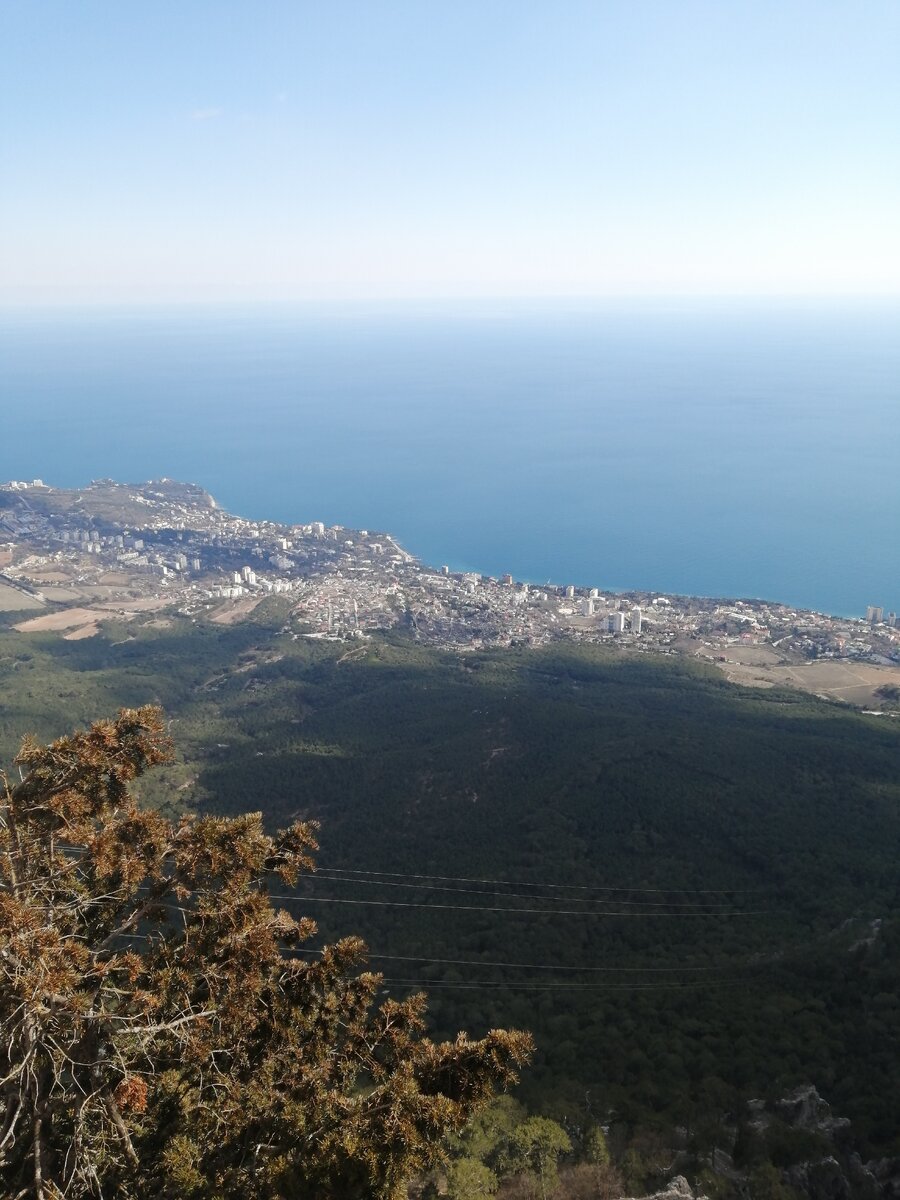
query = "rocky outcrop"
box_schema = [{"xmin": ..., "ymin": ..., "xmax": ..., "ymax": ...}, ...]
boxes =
[
  {"xmin": 620, "ymin": 1177, "xmax": 708, "ymax": 1200},
  {"xmin": 868, "ymin": 1158, "xmax": 900, "ymax": 1200},
  {"xmin": 639, "ymin": 1086, "xmax": 895, "ymax": 1200},
  {"xmin": 777, "ymin": 1086, "xmax": 852, "ymax": 1141},
  {"xmin": 783, "ymin": 1155, "xmax": 867, "ymax": 1200}
]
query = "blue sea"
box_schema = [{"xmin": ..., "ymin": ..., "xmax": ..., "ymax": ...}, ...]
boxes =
[{"xmin": 1, "ymin": 299, "xmax": 898, "ymax": 617}]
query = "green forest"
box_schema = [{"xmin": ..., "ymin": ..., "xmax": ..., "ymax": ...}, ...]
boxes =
[{"xmin": 2, "ymin": 598, "xmax": 899, "ymax": 1191}]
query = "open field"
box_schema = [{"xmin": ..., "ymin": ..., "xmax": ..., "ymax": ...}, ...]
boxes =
[
  {"xmin": 77, "ymin": 583, "xmax": 142, "ymax": 599},
  {"xmin": 39, "ymin": 586, "xmax": 89, "ymax": 603},
  {"xmin": 208, "ymin": 596, "xmax": 264, "ymax": 624},
  {"xmin": 14, "ymin": 607, "xmax": 111, "ymax": 633},
  {"xmin": 12, "ymin": 595, "xmax": 173, "ymax": 640},
  {"xmin": 64, "ymin": 621, "xmax": 102, "ymax": 640},
  {"xmin": 0, "ymin": 583, "xmax": 44, "ymax": 612},
  {"xmin": 715, "ymin": 654, "xmax": 900, "ymax": 708},
  {"xmin": 713, "ymin": 643, "xmax": 783, "ymax": 666},
  {"xmin": 27, "ymin": 569, "xmax": 74, "ymax": 583},
  {"xmin": 95, "ymin": 597, "xmax": 171, "ymax": 613}
]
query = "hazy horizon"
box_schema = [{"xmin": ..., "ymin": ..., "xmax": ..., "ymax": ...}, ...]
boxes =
[{"xmin": 3, "ymin": 1, "xmax": 899, "ymax": 305}]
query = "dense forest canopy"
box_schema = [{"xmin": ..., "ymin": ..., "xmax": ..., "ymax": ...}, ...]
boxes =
[{"xmin": 1, "ymin": 602, "xmax": 899, "ymax": 1160}]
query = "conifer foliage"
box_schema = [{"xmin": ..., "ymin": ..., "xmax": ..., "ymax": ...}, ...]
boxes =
[{"xmin": 0, "ymin": 707, "xmax": 532, "ymax": 1199}]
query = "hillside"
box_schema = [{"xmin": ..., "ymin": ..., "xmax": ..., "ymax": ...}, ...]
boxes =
[{"xmin": 1, "ymin": 603, "xmax": 899, "ymax": 1154}]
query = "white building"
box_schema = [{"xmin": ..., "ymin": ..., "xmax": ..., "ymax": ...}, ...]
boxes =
[
  {"xmin": 631, "ymin": 606, "xmax": 642, "ymax": 634},
  {"xmin": 608, "ymin": 612, "xmax": 625, "ymax": 634}
]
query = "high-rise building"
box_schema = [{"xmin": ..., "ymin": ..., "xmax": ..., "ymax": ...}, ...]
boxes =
[
  {"xmin": 580, "ymin": 598, "xmax": 594, "ymax": 616},
  {"xmin": 866, "ymin": 605, "xmax": 884, "ymax": 624},
  {"xmin": 631, "ymin": 606, "xmax": 642, "ymax": 634},
  {"xmin": 565, "ymin": 585, "xmax": 575, "ymax": 598},
  {"xmin": 608, "ymin": 612, "xmax": 625, "ymax": 634}
]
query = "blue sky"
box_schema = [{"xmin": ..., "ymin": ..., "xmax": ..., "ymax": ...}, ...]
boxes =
[{"xmin": 2, "ymin": 1, "xmax": 899, "ymax": 303}]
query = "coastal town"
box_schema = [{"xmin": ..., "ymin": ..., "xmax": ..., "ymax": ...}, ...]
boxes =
[{"xmin": 2, "ymin": 477, "xmax": 899, "ymax": 708}]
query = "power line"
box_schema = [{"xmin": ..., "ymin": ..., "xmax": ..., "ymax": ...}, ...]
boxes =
[
  {"xmin": 378, "ymin": 977, "xmax": 747, "ymax": 993},
  {"xmin": 286, "ymin": 947, "xmax": 740, "ymax": 973},
  {"xmin": 46, "ymin": 847, "xmax": 769, "ymax": 897},
  {"xmin": 127, "ymin": 894, "xmax": 765, "ymax": 920},
  {"xmin": 314, "ymin": 865, "xmax": 766, "ymax": 895},
  {"xmin": 308, "ymin": 873, "xmax": 744, "ymax": 909},
  {"xmin": 283, "ymin": 895, "xmax": 767, "ymax": 917},
  {"xmin": 110, "ymin": 934, "xmax": 766, "ymax": 979}
]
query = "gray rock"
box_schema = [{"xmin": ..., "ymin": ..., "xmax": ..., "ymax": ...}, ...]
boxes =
[
  {"xmin": 784, "ymin": 1156, "xmax": 853, "ymax": 1200},
  {"xmin": 777, "ymin": 1086, "xmax": 851, "ymax": 1138},
  {"xmin": 618, "ymin": 1177, "xmax": 708, "ymax": 1200},
  {"xmin": 866, "ymin": 1157, "xmax": 900, "ymax": 1199}
]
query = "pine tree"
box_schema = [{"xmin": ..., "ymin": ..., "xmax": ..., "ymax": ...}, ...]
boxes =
[{"xmin": 0, "ymin": 707, "xmax": 532, "ymax": 1199}]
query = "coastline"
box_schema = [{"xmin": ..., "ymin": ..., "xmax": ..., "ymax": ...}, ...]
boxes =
[{"xmin": 2, "ymin": 476, "xmax": 899, "ymax": 711}]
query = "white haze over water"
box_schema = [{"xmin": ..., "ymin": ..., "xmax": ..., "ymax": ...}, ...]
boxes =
[{"xmin": 1, "ymin": 299, "xmax": 897, "ymax": 618}]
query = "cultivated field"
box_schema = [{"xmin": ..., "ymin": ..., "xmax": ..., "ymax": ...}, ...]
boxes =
[
  {"xmin": 0, "ymin": 583, "xmax": 44, "ymax": 612},
  {"xmin": 14, "ymin": 608, "xmax": 109, "ymax": 636},
  {"xmin": 715, "ymin": 653, "xmax": 900, "ymax": 708}
]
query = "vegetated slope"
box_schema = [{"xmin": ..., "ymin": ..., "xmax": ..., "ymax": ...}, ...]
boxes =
[{"xmin": 1, "ymin": 608, "xmax": 899, "ymax": 1150}]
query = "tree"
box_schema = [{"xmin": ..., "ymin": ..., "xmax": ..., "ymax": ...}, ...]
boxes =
[
  {"xmin": 0, "ymin": 707, "xmax": 532, "ymax": 1199},
  {"xmin": 582, "ymin": 1124, "xmax": 610, "ymax": 1166},
  {"xmin": 444, "ymin": 1156, "xmax": 499, "ymax": 1199},
  {"xmin": 455, "ymin": 1094, "xmax": 527, "ymax": 1163},
  {"xmin": 500, "ymin": 1116, "xmax": 571, "ymax": 1200}
]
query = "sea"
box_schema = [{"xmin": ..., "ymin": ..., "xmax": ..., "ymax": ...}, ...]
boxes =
[{"xmin": 1, "ymin": 298, "xmax": 898, "ymax": 618}]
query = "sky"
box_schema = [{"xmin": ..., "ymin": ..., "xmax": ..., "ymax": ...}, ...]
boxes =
[{"xmin": 2, "ymin": 1, "xmax": 899, "ymax": 304}]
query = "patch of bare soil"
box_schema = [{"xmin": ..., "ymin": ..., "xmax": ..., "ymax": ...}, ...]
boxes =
[
  {"xmin": 208, "ymin": 597, "xmax": 264, "ymax": 625},
  {"xmin": 715, "ymin": 656, "xmax": 900, "ymax": 708},
  {"xmin": 15, "ymin": 608, "xmax": 102, "ymax": 632},
  {"xmin": 64, "ymin": 622, "xmax": 101, "ymax": 640}
]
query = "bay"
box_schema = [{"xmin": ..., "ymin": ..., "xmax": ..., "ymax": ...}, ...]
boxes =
[{"xmin": 1, "ymin": 298, "xmax": 897, "ymax": 617}]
